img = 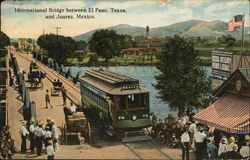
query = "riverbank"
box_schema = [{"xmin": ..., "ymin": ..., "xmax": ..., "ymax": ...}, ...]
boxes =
[{"xmin": 64, "ymin": 56, "xmax": 211, "ymax": 67}]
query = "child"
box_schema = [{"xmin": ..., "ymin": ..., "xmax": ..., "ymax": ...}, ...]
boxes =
[{"xmin": 46, "ymin": 140, "xmax": 55, "ymax": 160}]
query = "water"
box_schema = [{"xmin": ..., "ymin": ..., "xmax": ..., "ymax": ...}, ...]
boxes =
[{"xmin": 65, "ymin": 66, "xmax": 211, "ymax": 119}]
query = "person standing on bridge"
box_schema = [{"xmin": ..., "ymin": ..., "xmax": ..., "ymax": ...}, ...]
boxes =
[
  {"xmin": 19, "ymin": 120, "xmax": 29, "ymax": 153},
  {"xmin": 61, "ymin": 86, "xmax": 67, "ymax": 105},
  {"xmin": 51, "ymin": 120, "xmax": 59, "ymax": 153},
  {"xmin": 45, "ymin": 90, "xmax": 53, "ymax": 108}
]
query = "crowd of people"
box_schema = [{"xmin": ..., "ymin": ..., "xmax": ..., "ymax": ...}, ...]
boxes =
[
  {"xmin": 19, "ymin": 118, "xmax": 59, "ymax": 159},
  {"xmin": 0, "ymin": 126, "xmax": 16, "ymax": 159},
  {"xmin": 150, "ymin": 112, "xmax": 250, "ymax": 160}
]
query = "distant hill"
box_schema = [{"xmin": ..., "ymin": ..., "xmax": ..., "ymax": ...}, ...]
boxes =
[{"xmin": 73, "ymin": 19, "xmax": 249, "ymax": 41}]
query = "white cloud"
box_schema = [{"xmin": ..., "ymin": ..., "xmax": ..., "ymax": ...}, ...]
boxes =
[
  {"xmin": 182, "ymin": 0, "xmax": 208, "ymax": 7},
  {"xmin": 204, "ymin": 0, "xmax": 245, "ymax": 16}
]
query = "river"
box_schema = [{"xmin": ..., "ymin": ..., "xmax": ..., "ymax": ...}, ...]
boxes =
[{"xmin": 65, "ymin": 66, "xmax": 211, "ymax": 119}]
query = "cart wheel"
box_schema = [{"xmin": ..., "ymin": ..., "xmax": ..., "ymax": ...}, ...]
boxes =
[{"xmin": 87, "ymin": 122, "xmax": 92, "ymax": 143}]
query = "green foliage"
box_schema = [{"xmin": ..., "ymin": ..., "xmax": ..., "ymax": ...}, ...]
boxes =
[
  {"xmin": 37, "ymin": 34, "xmax": 77, "ymax": 62},
  {"xmin": 88, "ymin": 29, "xmax": 134, "ymax": 62},
  {"xmin": 76, "ymin": 40, "xmax": 87, "ymax": 50},
  {"xmin": 0, "ymin": 31, "xmax": 10, "ymax": 49},
  {"xmin": 154, "ymin": 35, "xmax": 211, "ymax": 115}
]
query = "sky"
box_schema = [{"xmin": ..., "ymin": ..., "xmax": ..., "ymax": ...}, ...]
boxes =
[{"xmin": 1, "ymin": 0, "xmax": 249, "ymax": 39}]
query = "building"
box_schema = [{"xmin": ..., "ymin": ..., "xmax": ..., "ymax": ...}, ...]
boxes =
[
  {"xmin": 69, "ymin": 50, "xmax": 87, "ymax": 58},
  {"xmin": 120, "ymin": 47, "xmax": 159, "ymax": 56},
  {"xmin": 211, "ymin": 51, "xmax": 250, "ymax": 89},
  {"xmin": 193, "ymin": 68, "xmax": 250, "ymax": 134},
  {"xmin": 133, "ymin": 36, "xmax": 166, "ymax": 48}
]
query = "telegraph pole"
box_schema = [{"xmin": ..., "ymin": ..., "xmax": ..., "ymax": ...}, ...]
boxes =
[{"xmin": 54, "ymin": 27, "xmax": 61, "ymax": 36}]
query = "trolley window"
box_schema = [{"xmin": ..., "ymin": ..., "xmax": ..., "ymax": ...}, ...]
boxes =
[
  {"xmin": 141, "ymin": 93, "xmax": 149, "ymax": 107},
  {"xmin": 116, "ymin": 95, "xmax": 126, "ymax": 109},
  {"xmin": 128, "ymin": 94, "xmax": 139, "ymax": 108}
]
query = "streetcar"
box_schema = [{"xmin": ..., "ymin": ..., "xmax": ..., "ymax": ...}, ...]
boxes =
[{"xmin": 79, "ymin": 68, "xmax": 151, "ymax": 142}]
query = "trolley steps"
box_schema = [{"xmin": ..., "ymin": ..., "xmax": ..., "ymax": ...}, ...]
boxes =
[{"xmin": 121, "ymin": 130, "xmax": 152, "ymax": 143}]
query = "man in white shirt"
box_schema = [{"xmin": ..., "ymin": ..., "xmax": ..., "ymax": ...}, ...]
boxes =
[
  {"xmin": 194, "ymin": 127, "xmax": 207, "ymax": 160},
  {"xmin": 46, "ymin": 140, "xmax": 55, "ymax": 160},
  {"xmin": 29, "ymin": 118, "xmax": 36, "ymax": 153},
  {"xmin": 181, "ymin": 128, "xmax": 190, "ymax": 160},
  {"xmin": 44, "ymin": 126, "xmax": 52, "ymax": 148},
  {"xmin": 19, "ymin": 120, "xmax": 29, "ymax": 153},
  {"xmin": 35, "ymin": 121, "xmax": 45, "ymax": 156},
  {"xmin": 240, "ymin": 135, "xmax": 250, "ymax": 159},
  {"xmin": 51, "ymin": 120, "xmax": 59, "ymax": 152}
]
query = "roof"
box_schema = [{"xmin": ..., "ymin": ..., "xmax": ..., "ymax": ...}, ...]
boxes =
[
  {"xmin": 83, "ymin": 68, "xmax": 139, "ymax": 85},
  {"xmin": 213, "ymin": 68, "xmax": 250, "ymax": 97},
  {"xmin": 238, "ymin": 68, "xmax": 250, "ymax": 83},
  {"xmin": 79, "ymin": 69, "xmax": 149, "ymax": 95},
  {"xmin": 193, "ymin": 93, "xmax": 250, "ymax": 134},
  {"xmin": 80, "ymin": 75, "xmax": 149, "ymax": 95}
]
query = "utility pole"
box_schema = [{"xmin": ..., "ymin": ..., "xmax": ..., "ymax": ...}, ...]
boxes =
[{"xmin": 54, "ymin": 27, "xmax": 61, "ymax": 36}]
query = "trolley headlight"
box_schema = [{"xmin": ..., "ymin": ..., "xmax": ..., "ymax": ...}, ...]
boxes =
[
  {"xmin": 118, "ymin": 116, "xmax": 125, "ymax": 120},
  {"xmin": 132, "ymin": 115, "xmax": 137, "ymax": 121},
  {"xmin": 142, "ymin": 114, "xmax": 149, "ymax": 118}
]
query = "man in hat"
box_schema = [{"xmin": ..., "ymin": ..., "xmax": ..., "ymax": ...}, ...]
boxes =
[
  {"xmin": 226, "ymin": 143, "xmax": 243, "ymax": 159},
  {"xmin": 45, "ymin": 90, "xmax": 52, "ymax": 108},
  {"xmin": 181, "ymin": 128, "xmax": 190, "ymax": 160},
  {"xmin": 29, "ymin": 118, "xmax": 36, "ymax": 153},
  {"xmin": 226, "ymin": 136, "xmax": 235, "ymax": 152},
  {"xmin": 45, "ymin": 118, "xmax": 52, "ymax": 131},
  {"xmin": 206, "ymin": 137, "xmax": 217, "ymax": 159},
  {"xmin": 106, "ymin": 96, "xmax": 114, "ymax": 122},
  {"xmin": 194, "ymin": 126, "xmax": 207, "ymax": 160},
  {"xmin": 51, "ymin": 120, "xmax": 59, "ymax": 152},
  {"xmin": 61, "ymin": 86, "xmax": 67, "ymax": 105},
  {"xmin": 44, "ymin": 126, "xmax": 52, "ymax": 148},
  {"xmin": 19, "ymin": 120, "xmax": 29, "ymax": 153},
  {"xmin": 240, "ymin": 135, "xmax": 250, "ymax": 159},
  {"xmin": 46, "ymin": 140, "xmax": 55, "ymax": 160},
  {"xmin": 34, "ymin": 121, "xmax": 45, "ymax": 156},
  {"xmin": 218, "ymin": 137, "xmax": 228, "ymax": 158}
]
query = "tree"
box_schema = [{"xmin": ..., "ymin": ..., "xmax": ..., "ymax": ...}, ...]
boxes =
[
  {"xmin": 0, "ymin": 31, "xmax": 10, "ymax": 49},
  {"xmin": 37, "ymin": 34, "xmax": 77, "ymax": 62},
  {"xmin": 76, "ymin": 40, "xmax": 87, "ymax": 50},
  {"xmin": 88, "ymin": 29, "xmax": 121, "ymax": 62},
  {"xmin": 154, "ymin": 35, "xmax": 211, "ymax": 115}
]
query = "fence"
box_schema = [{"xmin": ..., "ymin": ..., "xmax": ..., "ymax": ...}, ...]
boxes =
[{"xmin": 10, "ymin": 54, "xmax": 37, "ymax": 121}]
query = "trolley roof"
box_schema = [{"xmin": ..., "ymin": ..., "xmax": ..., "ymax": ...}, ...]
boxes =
[
  {"xmin": 79, "ymin": 68, "xmax": 149, "ymax": 95},
  {"xmin": 85, "ymin": 68, "xmax": 139, "ymax": 85}
]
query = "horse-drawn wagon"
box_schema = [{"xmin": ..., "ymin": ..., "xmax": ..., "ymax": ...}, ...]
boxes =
[{"xmin": 62, "ymin": 109, "xmax": 91, "ymax": 144}]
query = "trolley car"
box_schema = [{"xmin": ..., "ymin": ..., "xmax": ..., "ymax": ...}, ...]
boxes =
[{"xmin": 79, "ymin": 68, "xmax": 151, "ymax": 142}]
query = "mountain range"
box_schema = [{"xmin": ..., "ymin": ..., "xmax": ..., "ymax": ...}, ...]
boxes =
[{"xmin": 73, "ymin": 19, "xmax": 249, "ymax": 41}]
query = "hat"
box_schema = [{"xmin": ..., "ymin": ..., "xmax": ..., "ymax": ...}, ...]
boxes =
[
  {"xmin": 47, "ymin": 117, "xmax": 51, "ymax": 121},
  {"xmin": 231, "ymin": 143, "xmax": 238, "ymax": 151},
  {"xmin": 50, "ymin": 119, "xmax": 55, "ymax": 124},
  {"xmin": 245, "ymin": 135, "xmax": 250, "ymax": 140},
  {"xmin": 229, "ymin": 136, "xmax": 235, "ymax": 143},
  {"xmin": 38, "ymin": 121, "xmax": 43, "ymax": 126},
  {"xmin": 21, "ymin": 120, "xmax": 27, "ymax": 125},
  {"xmin": 30, "ymin": 118, "xmax": 35, "ymax": 123}
]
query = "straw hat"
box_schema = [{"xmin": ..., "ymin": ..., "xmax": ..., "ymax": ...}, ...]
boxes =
[
  {"xmin": 229, "ymin": 136, "xmax": 235, "ymax": 143},
  {"xmin": 21, "ymin": 120, "xmax": 27, "ymax": 125},
  {"xmin": 38, "ymin": 121, "xmax": 43, "ymax": 126},
  {"xmin": 47, "ymin": 117, "xmax": 51, "ymax": 121},
  {"xmin": 245, "ymin": 135, "xmax": 250, "ymax": 140},
  {"xmin": 50, "ymin": 119, "xmax": 55, "ymax": 124},
  {"xmin": 30, "ymin": 118, "xmax": 35, "ymax": 123},
  {"xmin": 231, "ymin": 143, "xmax": 238, "ymax": 151}
]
